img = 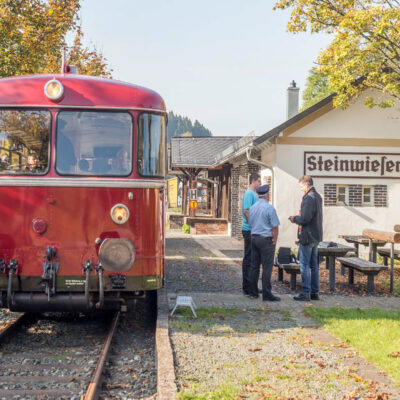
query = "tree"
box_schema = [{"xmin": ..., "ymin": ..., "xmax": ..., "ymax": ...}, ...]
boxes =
[
  {"xmin": 274, "ymin": 0, "xmax": 400, "ymax": 110},
  {"xmin": 301, "ymin": 67, "xmax": 333, "ymax": 110},
  {"xmin": 0, "ymin": 0, "xmax": 112, "ymax": 78},
  {"xmin": 167, "ymin": 111, "xmax": 212, "ymax": 142}
]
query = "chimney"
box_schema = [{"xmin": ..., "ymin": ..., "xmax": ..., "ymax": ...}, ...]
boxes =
[{"xmin": 286, "ymin": 80, "xmax": 299, "ymax": 120}]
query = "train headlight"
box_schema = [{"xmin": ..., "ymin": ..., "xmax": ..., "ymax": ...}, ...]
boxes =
[
  {"xmin": 44, "ymin": 79, "xmax": 64, "ymax": 101},
  {"xmin": 111, "ymin": 204, "xmax": 130, "ymax": 224}
]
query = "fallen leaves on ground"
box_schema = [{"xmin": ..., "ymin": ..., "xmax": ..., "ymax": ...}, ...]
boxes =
[{"xmin": 387, "ymin": 351, "xmax": 400, "ymax": 357}]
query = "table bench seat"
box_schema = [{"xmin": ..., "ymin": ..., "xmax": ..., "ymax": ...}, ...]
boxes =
[
  {"xmin": 377, "ymin": 248, "xmax": 400, "ymax": 265},
  {"xmin": 276, "ymin": 263, "xmax": 300, "ymax": 291},
  {"xmin": 336, "ymin": 257, "xmax": 388, "ymax": 294}
]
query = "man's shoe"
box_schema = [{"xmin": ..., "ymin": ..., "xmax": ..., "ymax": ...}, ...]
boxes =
[
  {"xmin": 248, "ymin": 295, "xmax": 259, "ymax": 299},
  {"xmin": 310, "ymin": 294, "xmax": 320, "ymax": 301},
  {"xmin": 293, "ymin": 294, "xmax": 311, "ymax": 301},
  {"xmin": 263, "ymin": 294, "xmax": 281, "ymax": 302}
]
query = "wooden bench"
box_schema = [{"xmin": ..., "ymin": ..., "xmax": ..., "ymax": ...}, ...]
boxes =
[
  {"xmin": 336, "ymin": 257, "xmax": 388, "ymax": 294},
  {"xmin": 377, "ymin": 247, "xmax": 400, "ymax": 265},
  {"xmin": 276, "ymin": 263, "xmax": 300, "ymax": 291}
]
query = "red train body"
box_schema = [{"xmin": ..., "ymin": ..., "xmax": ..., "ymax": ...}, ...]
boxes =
[{"xmin": 0, "ymin": 73, "xmax": 166, "ymax": 312}]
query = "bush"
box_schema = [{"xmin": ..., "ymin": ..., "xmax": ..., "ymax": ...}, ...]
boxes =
[{"xmin": 182, "ymin": 224, "xmax": 190, "ymax": 234}]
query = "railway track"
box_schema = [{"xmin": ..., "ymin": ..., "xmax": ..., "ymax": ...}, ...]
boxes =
[{"xmin": 0, "ymin": 296, "xmax": 156, "ymax": 400}]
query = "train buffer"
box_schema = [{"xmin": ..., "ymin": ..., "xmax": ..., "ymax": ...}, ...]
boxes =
[{"xmin": 170, "ymin": 296, "xmax": 197, "ymax": 318}]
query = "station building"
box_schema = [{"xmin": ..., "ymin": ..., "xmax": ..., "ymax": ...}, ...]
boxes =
[{"xmin": 170, "ymin": 84, "xmax": 400, "ymax": 247}]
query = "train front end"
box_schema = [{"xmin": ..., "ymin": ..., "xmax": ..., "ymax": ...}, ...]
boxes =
[{"xmin": 0, "ymin": 74, "xmax": 166, "ymax": 312}]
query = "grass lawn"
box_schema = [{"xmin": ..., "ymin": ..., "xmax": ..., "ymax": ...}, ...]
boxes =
[{"xmin": 304, "ymin": 307, "xmax": 400, "ymax": 385}]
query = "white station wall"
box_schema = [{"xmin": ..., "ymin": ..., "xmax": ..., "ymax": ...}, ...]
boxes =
[{"xmin": 273, "ymin": 144, "xmax": 400, "ymax": 248}]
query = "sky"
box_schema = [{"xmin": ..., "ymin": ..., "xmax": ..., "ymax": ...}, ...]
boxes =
[{"xmin": 77, "ymin": 0, "xmax": 331, "ymax": 137}]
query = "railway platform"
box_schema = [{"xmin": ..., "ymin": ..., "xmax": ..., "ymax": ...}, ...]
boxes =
[{"xmin": 163, "ymin": 229, "xmax": 400, "ymax": 400}]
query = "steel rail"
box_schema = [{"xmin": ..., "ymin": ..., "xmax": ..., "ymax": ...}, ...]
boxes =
[{"xmin": 83, "ymin": 311, "xmax": 121, "ymax": 400}]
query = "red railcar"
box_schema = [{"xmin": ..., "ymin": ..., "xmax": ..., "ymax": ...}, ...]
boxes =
[{"xmin": 0, "ymin": 72, "xmax": 166, "ymax": 312}]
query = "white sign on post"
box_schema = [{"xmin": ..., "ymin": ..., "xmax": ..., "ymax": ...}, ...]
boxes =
[{"xmin": 189, "ymin": 189, "xmax": 197, "ymax": 200}]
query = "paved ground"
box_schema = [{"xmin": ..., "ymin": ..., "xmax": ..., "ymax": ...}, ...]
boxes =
[{"xmin": 165, "ymin": 230, "xmax": 400, "ymax": 399}]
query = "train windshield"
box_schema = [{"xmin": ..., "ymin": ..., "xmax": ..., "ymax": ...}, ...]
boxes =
[
  {"xmin": 137, "ymin": 114, "xmax": 166, "ymax": 177},
  {"xmin": 56, "ymin": 111, "xmax": 132, "ymax": 176},
  {"xmin": 0, "ymin": 109, "xmax": 51, "ymax": 175}
]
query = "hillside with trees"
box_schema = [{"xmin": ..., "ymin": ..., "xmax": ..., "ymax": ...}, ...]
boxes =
[{"xmin": 167, "ymin": 111, "xmax": 212, "ymax": 142}]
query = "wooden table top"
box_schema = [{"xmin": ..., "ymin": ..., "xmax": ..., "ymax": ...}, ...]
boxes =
[
  {"xmin": 318, "ymin": 241, "xmax": 356, "ymax": 255},
  {"xmin": 338, "ymin": 235, "xmax": 387, "ymax": 246}
]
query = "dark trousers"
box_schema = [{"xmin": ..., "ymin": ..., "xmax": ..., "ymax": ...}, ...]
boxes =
[
  {"xmin": 249, "ymin": 235, "xmax": 275, "ymax": 298},
  {"xmin": 242, "ymin": 230, "xmax": 252, "ymax": 294}
]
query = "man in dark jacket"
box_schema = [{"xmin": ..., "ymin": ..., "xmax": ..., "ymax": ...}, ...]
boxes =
[{"xmin": 289, "ymin": 175, "xmax": 323, "ymax": 301}]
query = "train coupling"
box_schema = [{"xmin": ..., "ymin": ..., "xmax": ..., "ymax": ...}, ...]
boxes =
[
  {"xmin": 41, "ymin": 246, "xmax": 59, "ymax": 301},
  {"xmin": 41, "ymin": 263, "xmax": 59, "ymax": 301},
  {"xmin": 0, "ymin": 259, "xmax": 5, "ymax": 274}
]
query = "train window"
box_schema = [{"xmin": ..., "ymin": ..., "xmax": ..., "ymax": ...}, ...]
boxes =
[
  {"xmin": 137, "ymin": 114, "xmax": 166, "ymax": 177},
  {"xmin": 0, "ymin": 109, "xmax": 51, "ymax": 175},
  {"xmin": 56, "ymin": 111, "xmax": 132, "ymax": 176}
]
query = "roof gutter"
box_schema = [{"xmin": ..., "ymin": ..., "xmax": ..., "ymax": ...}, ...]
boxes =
[{"xmin": 246, "ymin": 147, "xmax": 275, "ymax": 206}]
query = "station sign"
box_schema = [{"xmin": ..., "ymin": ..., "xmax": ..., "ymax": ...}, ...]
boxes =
[{"xmin": 304, "ymin": 152, "xmax": 400, "ymax": 178}]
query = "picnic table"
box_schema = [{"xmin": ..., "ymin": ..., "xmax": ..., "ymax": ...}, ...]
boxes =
[
  {"xmin": 318, "ymin": 242, "xmax": 356, "ymax": 292},
  {"xmin": 338, "ymin": 235, "xmax": 387, "ymax": 263}
]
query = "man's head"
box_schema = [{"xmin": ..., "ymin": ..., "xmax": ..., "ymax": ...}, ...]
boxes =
[
  {"xmin": 299, "ymin": 175, "xmax": 313, "ymax": 194},
  {"xmin": 256, "ymin": 184, "xmax": 270, "ymax": 201},
  {"xmin": 249, "ymin": 173, "xmax": 261, "ymax": 190},
  {"xmin": 27, "ymin": 154, "xmax": 39, "ymax": 168}
]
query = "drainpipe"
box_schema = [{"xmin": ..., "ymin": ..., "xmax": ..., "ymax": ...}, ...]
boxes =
[{"xmin": 246, "ymin": 147, "xmax": 275, "ymax": 206}]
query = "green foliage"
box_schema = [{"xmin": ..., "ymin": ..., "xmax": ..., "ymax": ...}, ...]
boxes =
[
  {"xmin": 301, "ymin": 67, "xmax": 334, "ymax": 111},
  {"xmin": 173, "ymin": 306, "xmax": 243, "ymax": 319},
  {"xmin": 177, "ymin": 384, "xmax": 240, "ymax": 400},
  {"xmin": 168, "ymin": 111, "xmax": 212, "ymax": 143},
  {"xmin": 0, "ymin": 0, "xmax": 112, "ymax": 78},
  {"xmin": 182, "ymin": 224, "xmax": 190, "ymax": 234},
  {"xmin": 275, "ymin": 0, "xmax": 400, "ymax": 110},
  {"xmin": 304, "ymin": 307, "xmax": 400, "ymax": 384}
]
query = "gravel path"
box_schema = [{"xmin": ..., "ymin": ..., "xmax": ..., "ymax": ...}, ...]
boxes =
[
  {"xmin": 170, "ymin": 308, "xmax": 398, "ymax": 399},
  {"xmin": 166, "ymin": 238, "xmax": 241, "ymax": 294},
  {"xmin": 166, "ymin": 234, "xmax": 400, "ymax": 399}
]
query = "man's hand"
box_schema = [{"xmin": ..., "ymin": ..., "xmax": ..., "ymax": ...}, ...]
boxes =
[
  {"xmin": 272, "ymin": 226, "xmax": 279, "ymax": 245},
  {"xmin": 288, "ymin": 216, "xmax": 295, "ymax": 223}
]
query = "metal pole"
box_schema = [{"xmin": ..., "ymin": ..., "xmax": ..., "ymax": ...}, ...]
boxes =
[{"xmin": 390, "ymin": 242, "xmax": 394, "ymax": 294}]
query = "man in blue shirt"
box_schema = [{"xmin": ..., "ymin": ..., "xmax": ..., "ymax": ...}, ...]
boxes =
[
  {"xmin": 248, "ymin": 185, "xmax": 280, "ymax": 301},
  {"xmin": 241, "ymin": 173, "xmax": 261, "ymax": 296}
]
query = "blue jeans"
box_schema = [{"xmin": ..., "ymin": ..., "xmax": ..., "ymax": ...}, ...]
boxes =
[{"xmin": 298, "ymin": 242, "xmax": 319, "ymax": 295}]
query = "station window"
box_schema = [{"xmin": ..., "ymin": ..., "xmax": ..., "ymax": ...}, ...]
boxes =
[
  {"xmin": 0, "ymin": 109, "xmax": 50, "ymax": 175},
  {"xmin": 336, "ymin": 185, "xmax": 348, "ymax": 205},
  {"xmin": 362, "ymin": 186, "xmax": 374, "ymax": 206},
  {"xmin": 137, "ymin": 113, "xmax": 166, "ymax": 177}
]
